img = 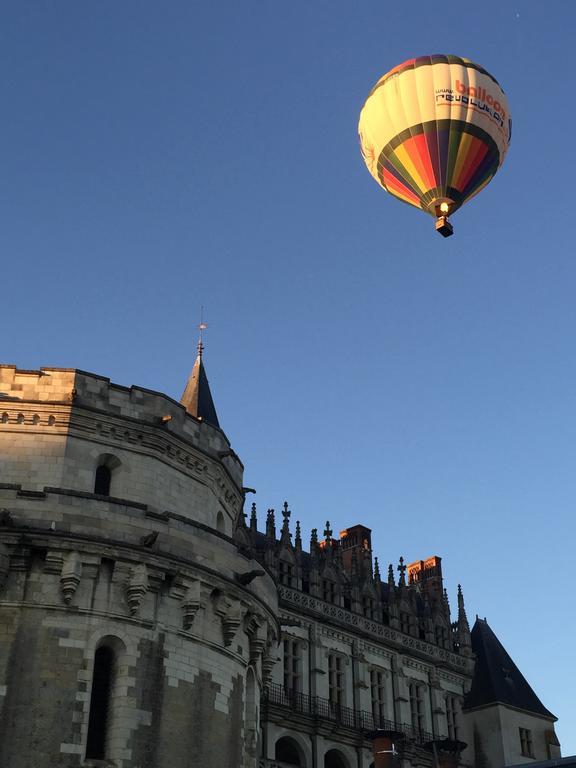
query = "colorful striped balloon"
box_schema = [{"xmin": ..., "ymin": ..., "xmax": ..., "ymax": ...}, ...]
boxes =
[{"xmin": 358, "ymin": 55, "xmax": 511, "ymax": 236}]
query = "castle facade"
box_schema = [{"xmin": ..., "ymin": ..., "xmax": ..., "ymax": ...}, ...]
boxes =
[{"xmin": 0, "ymin": 357, "xmax": 561, "ymax": 768}]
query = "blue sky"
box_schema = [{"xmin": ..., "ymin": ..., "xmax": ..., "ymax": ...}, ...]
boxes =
[{"xmin": 2, "ymin": 0, "xmax": 574, "ymax": 751}]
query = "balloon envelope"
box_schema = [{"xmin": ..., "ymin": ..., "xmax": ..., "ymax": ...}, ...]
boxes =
[{"xmin": 358, "ymin": 55, "xmax": 511, "ymax": 220}]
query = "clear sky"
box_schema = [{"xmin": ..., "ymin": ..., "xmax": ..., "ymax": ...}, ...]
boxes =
[{"xmin": 1, "ymin": 0, "xmax": 574, "ymax": 752}]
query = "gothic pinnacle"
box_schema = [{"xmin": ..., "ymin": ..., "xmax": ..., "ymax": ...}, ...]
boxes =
[{"xmin": 397, "ymin": 556, "xmax": 407, "ymax": 587}]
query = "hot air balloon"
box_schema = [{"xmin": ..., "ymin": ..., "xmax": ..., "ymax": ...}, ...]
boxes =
[{"xmin": 358, "ymin": 55, "xmax": 511, "ymax": 237}]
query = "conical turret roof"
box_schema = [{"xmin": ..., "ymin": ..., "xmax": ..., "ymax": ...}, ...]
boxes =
[
  {"xmin": 180, "ymin": 343, "xmax": 220, "ymax": 428},
  {"xmin": 465, "ymin": 618, "xmax": 555, "ymax": 719}
]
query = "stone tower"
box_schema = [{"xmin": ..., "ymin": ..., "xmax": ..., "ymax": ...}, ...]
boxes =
[{"xmin": 0, "ymin": 357, "xmax": 278, "ymax": 768}]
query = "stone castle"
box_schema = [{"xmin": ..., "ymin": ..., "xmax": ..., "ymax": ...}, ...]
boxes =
[{"xmin": 0, "ymin": 350, "xmax": 561, "ymax": 768}]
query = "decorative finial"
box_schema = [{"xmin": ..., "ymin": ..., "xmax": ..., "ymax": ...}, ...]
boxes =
[
  {"xmin": 295, "ymin": 520, "xmax": 302, "ymax": 550},
  {"xmin": 265, "ymin": 508, "xmax": 276, "ymax": 540},
  {"xmin": 397, "ymin": 556, "xmax": 406, "ymax": 586},
  {"xmin": 250, "ymin": 502, "xmax": 257, "ymax": 532},
  {"xmin": 280, "ymin": 501, "xmax": 292, "ymax": 544},
  {"xmin": 197, "ymin": 305, "xmax": 208, "ymax": 358},
  {"xmin": 388, "ymin": 563, "xmax": 396, "ymax": 587},
  {"xmin": 310, "ymin": 528, "xmax": 318, "ymax": 546},
  {"xmin": 374, "ymin": 557, "xmax": 381, "ymax": 582},
  {"xmin": 324, "ymin": 520, "xmax": 333, "ymax": 544}
]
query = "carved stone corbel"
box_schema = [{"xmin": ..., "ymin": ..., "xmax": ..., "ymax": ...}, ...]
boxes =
[
  {"xmin": 213, "ymin": 591, "xmax": 242, "ymax": 647},
  {"xmin": 127, "ymin": 564, "xmax": 149, "ymax": 616},
  {"xmin": 60, "ymin": 551, "xmax": 82, "ymax": 605},
  {"xmin": 181, "ymin": 580, "xmax": 201, "ymax": 630},
  {"xmin": 245, "ymin": 612, "xmax": 267, "ymax": 663}
]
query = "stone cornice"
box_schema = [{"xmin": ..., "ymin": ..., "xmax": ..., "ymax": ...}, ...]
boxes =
[
  {"xmin": 0, "ymin": 402, "xmax": 243, "ymax": 515},
  {"xmin": 278, "ymin": 586, "xmax": 474, "ymax": 675},
  {"xmin": 0, "ymin": 527, "xmax": 279, "ymax": 637}
]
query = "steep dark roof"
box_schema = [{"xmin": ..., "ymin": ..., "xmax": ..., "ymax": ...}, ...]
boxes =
[
  {"xmin": 465, "ymin": 618, "xmax": 555, "ymax": 720},
  {"xmin": 180, "ymin": 351, "xmax": 220, "ymax": 428}
]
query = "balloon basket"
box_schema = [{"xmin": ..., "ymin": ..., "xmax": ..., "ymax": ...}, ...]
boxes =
[{"xmin": 435, "ymin": 216, "xmax": 454, "ymax": 238}]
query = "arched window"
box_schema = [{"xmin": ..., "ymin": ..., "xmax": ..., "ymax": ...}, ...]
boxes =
[
  {"xmin": 216, "ymin": 510, "xmax": 225, "ymax": 534},
  {"xmin": 93, "ymin": 454, "xmax": 121, "ymax": 496},
  {"xmin": 324, "ymin": 749, "xmax": 349, "ymax": 768},
  {"xmin": 275, "ymin": 736, "xmax": 304, "ymax": 766},
  {"xmin": 94, "ymin": 465, "xmax": 112, "ymax": 496},
  {"xmin": 86, "ymin": 645, "xmax": 115, "ymax": 759}
]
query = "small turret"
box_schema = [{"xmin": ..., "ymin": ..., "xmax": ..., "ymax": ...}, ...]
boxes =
[{"xmin": 180, "ymin": 338, "xmax": 220, "ymax": 428}]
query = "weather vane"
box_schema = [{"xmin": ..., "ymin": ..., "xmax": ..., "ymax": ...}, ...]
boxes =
[{"xmin": 198, "ymin": 306, "xmax": 208, "ymax": 357}]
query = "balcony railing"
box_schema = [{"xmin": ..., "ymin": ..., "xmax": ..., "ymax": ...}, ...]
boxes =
[{"xmin": 262, "ymin": 683, "xmax": 434, "ymax": 745}]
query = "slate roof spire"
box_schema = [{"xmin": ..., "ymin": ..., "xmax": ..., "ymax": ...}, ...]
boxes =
[{"xmin": 180, "ymin": 333, "xmax": 220, "ymax": 428}]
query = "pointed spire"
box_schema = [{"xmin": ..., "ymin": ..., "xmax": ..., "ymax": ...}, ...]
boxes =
[
  {"xmin": 443, "ymin": 587, "xmax": 451, "ymax": 619},
  {"xmin": 374, "ymin": 557, "xmax": 381, "ymax": 584},
  {"xmin": 397, "ymin": 556, "xmax": 406, "ymax": 587},
  {"xmin": 180, "ymin": 322, "xmax": 220, "ymax": 427},
  {"xmin": 456, "ymin": 584, "xmax": 472, "ymax": 651},
  {"xmin": 249, "ymin": 502, "xmax": 258, "ymax": 535},
  {"xmin": 388, "ymin": 563, "xmax": 396, "ymax": 588},
  {"xmin": 310, "ymin": 527, "xmax": 318, "ymax": 551},
  {"xmin": 280, "ymin": 501, "xmax": 292, "ymax": 545},
  {"xmin": 323, "ymin": 521, "xmax": 333, "ymax": 546},
  {"xmin": 295, "ymin": 520, "xmax": 302, "ymax": 553}
]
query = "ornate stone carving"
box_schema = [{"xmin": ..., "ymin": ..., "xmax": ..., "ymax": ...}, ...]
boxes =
[
  {"xmin": 126, "ymin": 564, "xmax": 149, "ymax": 616},
  {"xmin": 181, "ymin": 580, "xmax": 201, "ymax": 630},
  {"xmin": 213, "ymin": 591, "xmax": 243, "ymax": 647},
  {"xmin": 60, "ymin": 551, "xmax": 82, "ymax": 605},
  {"xmin": 245, "ymin": 612, "xmax": 267, "ymax": 663}
]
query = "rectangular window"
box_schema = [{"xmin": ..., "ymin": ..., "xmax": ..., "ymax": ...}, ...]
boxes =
[
  {"xmin": 283, "ymin": 638, "xmax": 301, "ymax": 693},
  {"xmin": 322, "ymin": 579, "xmax": 336, "ymax": 604},
  {"xmin": 370, "ymin": 669, "xmax": 386, "ymax": 726},
  {"xmin": 520, "ymin": 727, "xmax": 534, "ymax": 758},
  {"xmin": 435, "ymin": 625, "xmax": 449, "ymax": 648},
  {"xmin": 400, "ymin": 612, "xmax": 411, "ymax": 634},
  {"xmin": 363, "ymin": 596, "xmax": 375, "ymax": 619},
  {"xmin": 278, "ymin": 560, "xmax": 294, "ymax": 588},
  {"xmin": 409, "ymin": 682, "xmax": 425, "ymax": 731},
  {"xmin": 328, "ymin": 653, "xmax": 344, "ymax": 706},
  {"xmin": 446, "ymin": 696, "xmax": 459, "ymax": 739}
]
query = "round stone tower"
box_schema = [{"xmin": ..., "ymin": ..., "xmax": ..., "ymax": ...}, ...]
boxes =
[{"xmin": 0, "ymin": 357, "xmax": 278, "ymax": 768}]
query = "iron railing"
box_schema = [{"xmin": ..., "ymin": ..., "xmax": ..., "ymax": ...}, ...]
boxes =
[{"xmin": 262, "ymin": 683, "xmax": 434, "ymax": 745}]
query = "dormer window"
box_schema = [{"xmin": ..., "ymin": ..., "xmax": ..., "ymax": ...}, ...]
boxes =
[
  {"xmin": 279, "ymin": 560, "xmax": 294, "ymax": 588},
  {"xmin": 322, "ymin": 579, "xmax": 336, "ymax": 604}
]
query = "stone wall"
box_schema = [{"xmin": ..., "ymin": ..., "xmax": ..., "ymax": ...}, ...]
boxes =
[{"xmin": 0, "ymin": 365, "xmax": 278, "ymax": 768}]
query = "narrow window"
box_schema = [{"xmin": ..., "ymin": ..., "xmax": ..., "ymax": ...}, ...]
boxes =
[
  {"xmin": 363, "ymin": 596, "xmax": 375, "ymax": 619},
  {"xmin": 328, "ymin": 653, "xmax": 344, "ymax": 706},
  {"xmin": 435, "ymin": 625, "xmax": 448, "ymax": 648},
  {"xmin": 400, "ymin": 611, "xmax": 410, "ymax": 634},
  {"xmin": 279, "ymin": 560, "xmax": 294, "ymax": 587},
  {"xmin": 86, "ymin": 646, "xmax": 115, "ymax": 759},
  {"xmin": 216, "ymin": 510, "xmax": 225, "ymax": 533},
  {"xmin": 283, "ymin": 638, "xmax": 301, "ymax": 692},
  {"xmin": 322, "ymin": 579, "xmax": 336, "ymax": 604},
  {"xmin": 370, "ymin": 669, "xmax": 386, "ymax": 726},
  {"xmin": 94, "ymin": 465, "xmax": 112, "ymax": 496},
  {"xmin": 520, "ymin": 727, "xmax": 534, "ymax": 758},
  {"xmin": 409, "ymin": 682, "xmax": 425, "ymax": 731},
  {"xmin": 446, "ymin": 695, "xmax": 459, "ymax": 739}
]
